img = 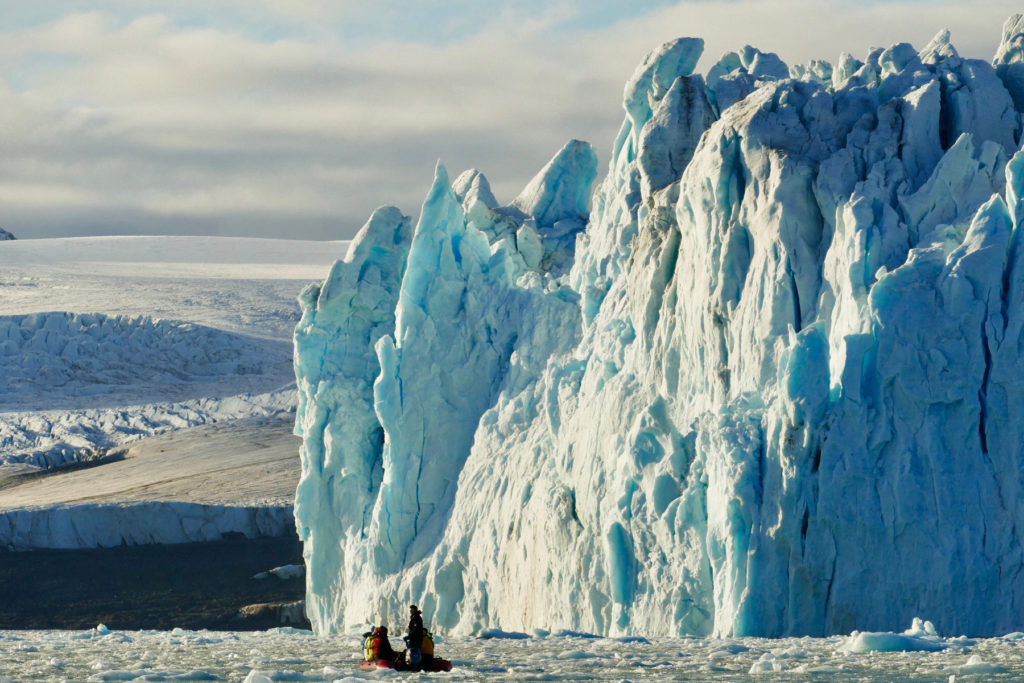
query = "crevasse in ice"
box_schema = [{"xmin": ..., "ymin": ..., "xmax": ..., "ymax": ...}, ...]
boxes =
[{"xmin": 294, "ymin": 16, "xmax": 1024, "ymax": 638}]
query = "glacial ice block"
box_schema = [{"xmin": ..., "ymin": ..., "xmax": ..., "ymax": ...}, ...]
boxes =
[
  {"xmin": 295, "ymin": 17, "xmax": 1024, "ymax": 639},
  {"xmin": 994, "ymin": 13, "xmax": 1024, "ymax": 111},
  {"xmin": 294, "ymin": 149, "xmax": 594, "ymax": 633},
  {"xmin": 623, "ymin": 38, "xmax": 704, "ymax": 142},
  {"xmin": 511, "ymin": 140, "xmax": 598, "ymax": 228},
  {"xmin": 292, "ymin": 205, "xmax": 412, "ymax": 634},
  {"xmin": 638, "ymin": 74, "xmax": 715, "ymax": 195},
  {"xmin": 706, "ymin": 46, "xmax": 789, "ymax": 113}
]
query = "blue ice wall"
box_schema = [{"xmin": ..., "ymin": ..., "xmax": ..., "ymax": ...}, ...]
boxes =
[{"xmin": 295, "ymin": 16, "xmax": 1024, "ymax": 638}]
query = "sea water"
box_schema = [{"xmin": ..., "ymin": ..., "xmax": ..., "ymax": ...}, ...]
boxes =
[{"xmin": 2, "ymin": 626, "xmax": 1023, "ymax": 681}]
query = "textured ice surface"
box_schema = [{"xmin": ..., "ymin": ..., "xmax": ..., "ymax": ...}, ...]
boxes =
[
  {"xmin": 0, "ymin": 236, "xmax": 341, "ymax": 468},
  {"xmin": 0, "ymin": 311, "xmax": 291, "ymax": 412},
  {"xmin": 0, "ymin": 237, "xmax": 339, "ymax": 550},
  {"xmin": 0, "ymin": 388, "xmax": 294, "ymax": 473},
  {"xmin": 295, "ymin": 17, "xmax": 1024, "ymax": 637},
  {"xmin": 2, "ymin": 624, "xmax": 1024, "ymax": 681}
]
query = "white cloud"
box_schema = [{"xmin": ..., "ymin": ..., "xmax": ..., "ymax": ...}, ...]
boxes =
[
  {"xmin": 605, "ymin": 0, "xmax": 1020, "ymax": 69},
  {"xmin": 0, "ymin": 1, "xmax": 1020, "ymax": 239}
]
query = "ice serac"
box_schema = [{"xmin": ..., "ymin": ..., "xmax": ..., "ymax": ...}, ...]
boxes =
[
  {"xmin": 294, "ymin": 17, "xmax": 1024, "ymax": 638},
  {"xmin": 294, "ymin": 149, "xmax": 593, "ymax": 633},
  {"xmin": 292, "ymin": 206, "xmax": 412, "ymax": 633},
  {"xmin": 994, "ymin": 14, "xmax": 1024, "ymax": 112},
  {"xmin": 511, "ymin": 140, "xmax": 597, "ymax": 228}
]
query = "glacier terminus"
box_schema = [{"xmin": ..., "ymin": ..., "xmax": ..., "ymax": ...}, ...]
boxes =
[{"xmin": 293, "ymin": 15, "xmax": 1024, "ymax": 638}]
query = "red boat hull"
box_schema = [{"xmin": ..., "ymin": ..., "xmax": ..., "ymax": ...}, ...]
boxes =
[{"xmin": 359, "ymin": 658, "xmax": 452, "ymax": 672}]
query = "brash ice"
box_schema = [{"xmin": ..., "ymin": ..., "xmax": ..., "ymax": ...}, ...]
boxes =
[{"xmin": 293, "ymin": 16, "xmax": 1024, "ymax": 638}]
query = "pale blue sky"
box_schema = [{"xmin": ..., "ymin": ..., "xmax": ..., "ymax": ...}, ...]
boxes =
[{"xmin": 0, "ymin": 1, "xmax": 1020, "ymax": 240}]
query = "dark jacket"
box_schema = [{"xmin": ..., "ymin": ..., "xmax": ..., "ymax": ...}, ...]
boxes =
[{"xmin": 407, "ymin": 612, "xmax": 424, "ymax": 648}]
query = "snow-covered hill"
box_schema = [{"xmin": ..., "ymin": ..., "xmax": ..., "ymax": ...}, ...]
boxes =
[
  {"xmin": 0, "ymin": 235, "xmax": 344, "ymax": 549},
  {"xmin": 294, "ymin": 16, "xmax": 1024, "ymax": 638}
]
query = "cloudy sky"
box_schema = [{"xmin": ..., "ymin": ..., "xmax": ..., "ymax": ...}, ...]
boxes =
[{"xmin": 2, "ymin": 0, "xmax": 1021, "ymax": 241}]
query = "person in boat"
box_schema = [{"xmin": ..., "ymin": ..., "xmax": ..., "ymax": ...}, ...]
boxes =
[
  {"xmin": 363, "ymin": 625, "xmax": 399, "ymax": 664},
  {"xmin": 405, "ymin": 604, "xmax": 425, "ymax": 665},
  {"xmin": 420, "ymin": 624, "xmax": 436, "ymax": 663}
]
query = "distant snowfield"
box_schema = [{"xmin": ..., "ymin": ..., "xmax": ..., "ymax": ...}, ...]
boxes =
[
  {"xmin": 1, "ymin": 236, "xmax": 348, "ymax": 339},
  {"xmin": 3, "ymin": 234, "xmax": 347, "ymax": 266},
  {"xmin": 0, "ymin": 236, "xmax": 345, "ymax": 549}
]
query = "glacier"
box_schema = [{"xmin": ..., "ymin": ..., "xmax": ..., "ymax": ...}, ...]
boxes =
[{"xmin": 294, "ymin": 16, "xmax": 1024, "ymax": 638}]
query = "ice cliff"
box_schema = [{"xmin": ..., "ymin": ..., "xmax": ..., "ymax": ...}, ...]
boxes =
[{"xmin": 294, "ymin": 16, "xmax": 1024, "ymax": 637}]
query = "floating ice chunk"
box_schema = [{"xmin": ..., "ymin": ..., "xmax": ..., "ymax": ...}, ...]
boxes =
[
  {"xmin": 955, "ymin": 654, "xmax": 1006, "ymax": 674},
  {"xmin": 477, "ymin": 628, "xmax": 530, "ymax": 640},
  {"xmin": 242, "ymin": 673, "xmax": 276, "ymax": 683},
  {"xmin": 555, "ymin": 650, "xmax": 606, "ymax": 660},
  {"xmin": 708, "ymin": 643, "xmax": 749, "ymax": 659},
  {"xmin": 550, "ymin": 630, "xmax": 601, "ymax": 639},
  {"xmin": 841, "ymin": 630, "xmax": 946, "ymax": 653},
  {"xmin": 795, "ymin": 663, "xmax": 843, "ymax": 673},
  {"xmin": 748, "ymin": 652, "xmax": 787, "ymax": 673},
  {"xmin": 270, "ymin": 564, "xmax": 304, "ymax": 580},
  {"xmin": 253, "ymin": 564, "xmax": 304, "ymax": 580},
  {"xmin": 903, "ymin": 617, "xmax": 939, "ymax": 637}
]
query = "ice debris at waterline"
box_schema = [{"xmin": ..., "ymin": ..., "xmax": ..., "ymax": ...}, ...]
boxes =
[
  {"xmin": 294, "ymin": 16, "xmax": 1024, "ymax": 638},
  {"xmin": 1, "ymin": 623, "xmax": 1023, "ymax": 681}
]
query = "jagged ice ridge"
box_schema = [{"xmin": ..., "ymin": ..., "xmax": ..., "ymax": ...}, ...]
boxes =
[{"xmin": 294, "ymin": 16, "xmax": 1024, "ymax": 637}]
